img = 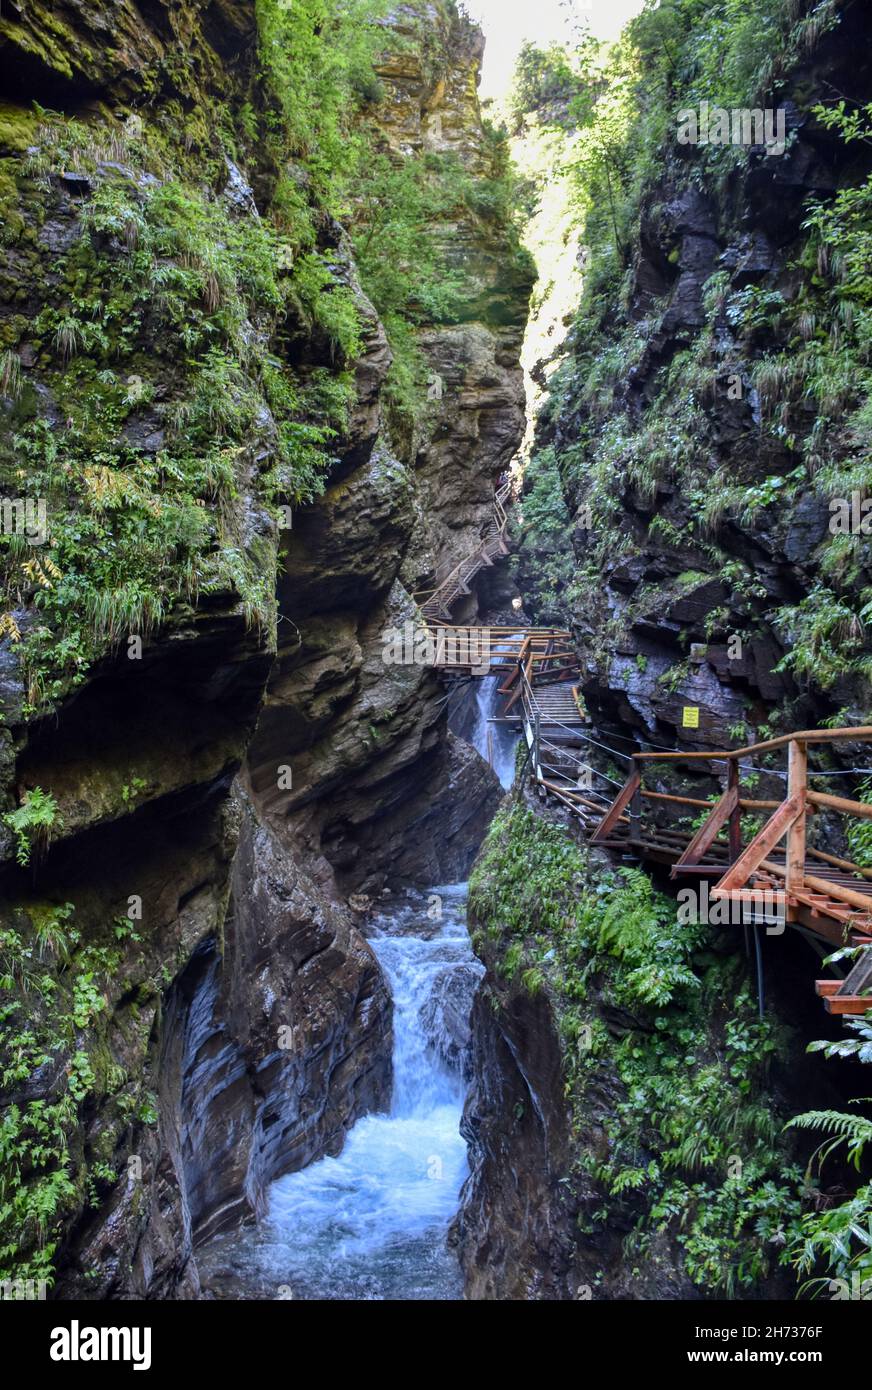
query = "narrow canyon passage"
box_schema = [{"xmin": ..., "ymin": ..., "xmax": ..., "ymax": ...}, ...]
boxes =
[
  {"xmin": 2, "ymin": 0, "xmax": 872, "ymax": 1332},
  {"xmin": 197, "ymin": 883, "xmax": 481, "ymax": 1301}
]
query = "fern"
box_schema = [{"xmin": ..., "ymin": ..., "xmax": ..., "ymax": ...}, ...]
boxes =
[
  {"xmin": 808, "ymin": 1013, "xmax": 872, "ymax": 1063},
  {"xmin": 789, "ymin": 1183, "xmax": 872, "ymax": 1296},
  {"xmin": 787, "ymin": 1106, "xmax": 872, "ymax": 1172},
  {"xmin": 2, "ymin": 788, "xmax": 61, "ymax": 866}
]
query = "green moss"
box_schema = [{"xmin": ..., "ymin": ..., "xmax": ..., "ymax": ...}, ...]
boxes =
[
  {"xmin": 0, "ymin": 13, "xmax": 79, "ymax": 79},
  {"xmin": 0, "ymin": 104, "xmax": 38, "ymax": 154},
  {"xmin": 522, "ymin": 0, "xmax": 872, "ymax": 702},
  {"xmin": 0, "ymin": 115, "xmax": 365, "ymax": 712}
]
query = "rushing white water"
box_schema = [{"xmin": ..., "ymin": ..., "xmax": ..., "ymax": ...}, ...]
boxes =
[{"xmin": 198, "ymin": 884, "xmax": 481, "ymax": 1301}]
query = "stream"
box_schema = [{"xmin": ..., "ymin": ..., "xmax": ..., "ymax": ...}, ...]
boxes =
[{"xmin": 198, "ymin": 883, "xmax": 482, "ymax": 1301}]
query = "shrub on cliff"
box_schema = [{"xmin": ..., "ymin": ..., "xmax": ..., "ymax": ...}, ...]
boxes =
[{"xmin": 470, "ymin": 804, "xmax": 805, "ymax": 1296}]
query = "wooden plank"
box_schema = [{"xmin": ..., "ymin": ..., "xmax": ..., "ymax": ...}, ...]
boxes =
[
  {"xmin": 633, "ymin": 726, "xmax": 872, "ymax": 762},
  {"xmin": 538, "ymin": 780, "xmax": 621, "ymax": 818},
  {"xmin": 840, "ymin": 948, "xmax": 872, "ymax": 997},
  {"xmin": 642, "ymin": 790, "xmax": 713, "ymax": 809},
  {"xmin": 630, "ymin": 839, "xmax": 694, "ymax": 864},
  {"xmin": 803, "ymin": 871, "xmax": 872, "ymax": 914},
  {"xmin": 728, "ymin": 759, "xmax": 742, "ymax": 862},
  {"xmin": 591, "ymin": 771, "xmax": 641, "ymax": 844},
  {"xmin": 671, "ymin": 783, "xmax": 739, "ymax": 879},
  {"xmin": 824, "ymin": 995, "xmax": 872, "ymax": 1015},
  {"xmin": 802, "ymin": 871, "xmax": 872, "ymax": 891},
  {"xmin": 710, "ymin": 796, "xmax": 803, "ymax": 896},
  {"xmin": 669, "ymin": 865, "xmax": 735, "ymax": 876},
  {"xmin": 426, "ymin": 625, "xmax": 570, "ymax": 637},
  {"xmin": 502, "ymin": 643, "xmax": 529, "ymax": 710},
  {"xmin": 640, "ymin": 790, "xmax": 781, "ymax": 810}
]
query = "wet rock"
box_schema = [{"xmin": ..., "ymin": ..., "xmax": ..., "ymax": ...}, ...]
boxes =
[
  {"xmin": 37, "ymin": 215, "xmax": 82, "ymax": 253},
  {"xmin": 172, "ymin": 792, "xmax": 393, "ymax": 1248},
  {"xmin": 1, "ymin": 0, "xmax": 525, "ymax": 1298},
  {"xmin": 121, "ymin": 410, "xmax": 165, "ymax": 453},
  {"xmin": 420, "ymin": 961, "xmax": 482, "ymax": 1072},
  {"xmin": 454, "ymin": 963, "xmax": 584, "ymax": 1299},
  {"xmin": 784, "ymin": 492, "xmax": 830, "ymax": 564},
  {"xmin": 222, "ymin": 158, "xmax": 258, "ymax": 215},
  {"xmin": 58, "ymin": 171, "xmax": 92, "ymax": 196}
]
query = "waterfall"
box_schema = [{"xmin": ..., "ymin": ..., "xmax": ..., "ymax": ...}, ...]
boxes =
[
  {"xmin": 197, "ymin": 885, "xmax": 482, "ymax": 1301},
  {"xmin": 466, "ymin": 635, "xmax": 523, "ymax": 789}
]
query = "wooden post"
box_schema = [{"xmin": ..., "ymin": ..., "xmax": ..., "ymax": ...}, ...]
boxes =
[
  {"xmin": 533, "ymin": 713, "xmax": 541, "ymax": 780},
  {"xmin": 727, "ymin": 758, "xmax": 741, "ymax": 863},
  {"xmin": 671, "ymin": 781, "xmax": 739, "ymax": 877},
  {"xmin": 786, "ymin": 739, "xmax": 807, "ymax": 898}
]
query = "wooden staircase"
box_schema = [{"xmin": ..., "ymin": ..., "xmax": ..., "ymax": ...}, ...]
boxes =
[{"xmin": 417, "ymin": 482, "xmax": 511, "ymax": 621}]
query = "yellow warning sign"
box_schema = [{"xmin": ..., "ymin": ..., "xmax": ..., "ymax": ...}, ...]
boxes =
[{"xmin": 682, "ymin": 706, "xmax": 700, "ymax": 729}]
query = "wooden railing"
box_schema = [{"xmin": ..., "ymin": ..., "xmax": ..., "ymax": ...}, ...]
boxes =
[
  {"xmin": 424, "ymin": 625, "xmax": 572, "ymax": 671},
  {"xmin": 591, "ymin": 727, "xmax": 872, "ymax": 1012},
  {"xmin": 415, "ymin": 481, "xmax": 512, "ymax": 619}
]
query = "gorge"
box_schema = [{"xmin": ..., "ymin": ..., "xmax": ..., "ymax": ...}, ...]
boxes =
[{"xmin": 1, "ymin": 0, "xmax": 871, "ymax": 1310}]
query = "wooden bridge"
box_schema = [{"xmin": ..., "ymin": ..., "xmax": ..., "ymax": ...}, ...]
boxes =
[
  {"xmin": 426, "ymin": 619, "xmax": 614, "ymax": 828},
  {"xmin": 415, "ymin": 481, "xmax": 590, "ymax": 744},
  {"xmin": 425, "ymin": 621, "xmax": 592, "ymax": 752},
  {"xmin": 415, "ymin": 483, "xmax": 589, "ymax": 741},
  {"xmin": 587, "ymin": 729, "xmax": 872, "ymax": 1016}
]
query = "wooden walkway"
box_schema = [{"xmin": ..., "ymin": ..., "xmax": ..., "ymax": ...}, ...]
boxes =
[
  {"xmin": 416, "ymin": 482, "xmax": 870, "ymax": 1017},
  {"xmin": 424, "ymin": 624, "xmax": 575, "ymax": 674},
  {"xmin": 589, "ymin": 730, "xmax": 872, "ymax": 1016},
  {"xmin": 416, "ymin": 482, "xmax": 512, "ymax": 621},
  {"xmin": 415, "ymin": 483, "xmax": 607, "ymax": 821}
]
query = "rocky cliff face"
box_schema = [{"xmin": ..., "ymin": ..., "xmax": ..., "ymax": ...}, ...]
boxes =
[
  {"xmin": 0, "ymin": 0, "xmax": 528, "ymax": 1296},
  {"xmin": 367, "ymin": 5, "xmax": 532, "ymax": 594},
  {"xmin": 522, "ymin": 0, "xmax": 872, "ymax": 762},
  {"xmin": 456, "ymin": 0, "xmax": 872, "ymax": 1301}
]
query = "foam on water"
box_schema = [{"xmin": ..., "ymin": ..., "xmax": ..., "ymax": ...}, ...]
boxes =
[{"xmin": 198, "ymin": 884, "xmax": 480, "ymax": 1301}]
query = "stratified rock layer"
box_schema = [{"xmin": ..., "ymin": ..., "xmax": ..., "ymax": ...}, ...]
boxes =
[{"xmin": 0, "ymin": 1, "xmax": 525, "ymax": 1296}]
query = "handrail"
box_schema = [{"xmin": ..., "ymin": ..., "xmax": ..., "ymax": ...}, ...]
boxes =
[
  {"xmin": 591, "ymin": 727, "xmax": 872, "ymax": 946},
  {"xmin": 642, "ymin": 789, "xmax": 781, "ymax": 810},
  {"xmin": 633, "ymin": 726, "xmax": 872, "ymax": 762},
  {"xmin": 422, "ymin": 482, "xmax": 512, "ymax": 618},
  {"xmin": 426, "ymin": 624, "xmax": 570, "ymax": 636},
  {"xmin": 808, "ymin": 789, "xmax": 872, "ymax": 820}
]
